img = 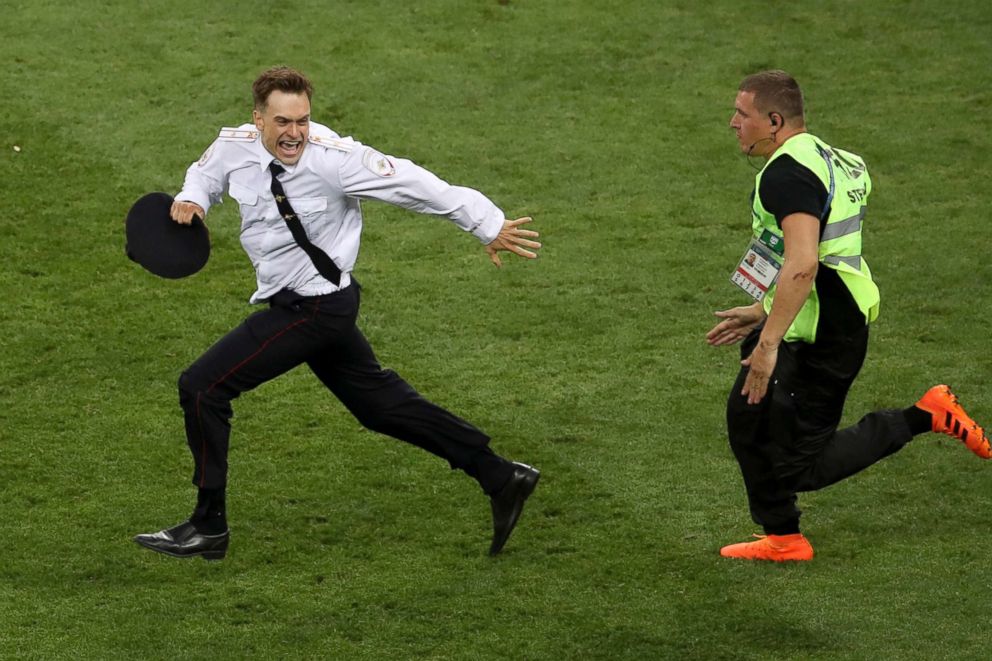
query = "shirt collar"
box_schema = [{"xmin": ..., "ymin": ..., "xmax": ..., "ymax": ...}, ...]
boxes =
[
  {"xmin": 257, "ymin": 142, "xmax": 279, "ymax": 174},
  {"xmin": 258, "ymin": 149, "xmax": 301, "ymax": 175},
  {"xmin": 252, "ymin": 138, "xmax": 292, "ymax": 174}
]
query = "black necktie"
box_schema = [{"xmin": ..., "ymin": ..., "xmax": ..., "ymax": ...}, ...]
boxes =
[{"xmin": 268, "ymin": 161, "xmax": 341, "ymax": 286}]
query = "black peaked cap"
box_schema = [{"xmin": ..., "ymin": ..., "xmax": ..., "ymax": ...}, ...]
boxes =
[{"xmin": 125, "ymin": 192, "xmax": 210, "ymax": 279}]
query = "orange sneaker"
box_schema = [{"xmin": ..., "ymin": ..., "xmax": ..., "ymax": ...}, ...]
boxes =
[
  {"xmin": 720, "ymin": 533, "xmax": 814, "ymax": 562},
  {"xmin": 915, "ymin": 385, "xmax": 991, "ymax": 459}
]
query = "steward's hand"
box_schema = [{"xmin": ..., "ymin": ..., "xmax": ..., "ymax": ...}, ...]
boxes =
[
  {"xmin": 170, "ymin": 201, "xmax": 205, "ymax": 225},
  {"xmin": 485, "ymin": 217, "xmax": 541, "ymax": 267},
  {"xmin": 740, "ymin": 340, "xmax": 778, "ymax": 405},
  {"xmin": 705, "ymin": 304, "xmax": 765, "ymax": 347}
]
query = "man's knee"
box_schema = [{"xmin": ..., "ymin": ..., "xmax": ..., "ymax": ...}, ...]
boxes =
[{"xmin": 178, "ymin": 368, "xmax": 213, "ymax": 408}]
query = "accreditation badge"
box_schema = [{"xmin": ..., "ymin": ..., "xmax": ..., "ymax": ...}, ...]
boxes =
[{"xmin": 730, "ymin": 229, "xmax": 784, "ymax": 301}]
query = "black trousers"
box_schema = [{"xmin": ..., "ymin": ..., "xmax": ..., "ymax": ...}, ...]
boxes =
[
  {"xmin": 177, "ymin": 284, "xmax": 513, "ymax": 495},
  {"xmin": 726, "ymin": 325, "xmax": 913, "ymax": 534}
]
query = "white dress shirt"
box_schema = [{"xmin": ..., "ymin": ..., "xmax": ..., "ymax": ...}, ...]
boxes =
[{"xmin": 176, "ymin": 122, "xmax": 505, "ymax": 303}]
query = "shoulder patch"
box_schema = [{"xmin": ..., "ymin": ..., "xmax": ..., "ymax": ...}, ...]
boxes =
[
  {"xmin": 308, "ymin": 134, "xmax": 356, "ymax": 152},
  {"xmin": 198, "ymin": 143, "xmax": 215, "ymax": 166},
  {"xmin": 361, "ymin": 149, "xmax": 396, "ymax": 177},
  {"xmin": 218, "ymin": 127, "xmax": 259, "ymax": 142}
]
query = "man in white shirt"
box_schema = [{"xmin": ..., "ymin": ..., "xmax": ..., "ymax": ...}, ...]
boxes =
[{"xmin": 134, "ymin": 66, "xmax": 541, "ymax": 560}]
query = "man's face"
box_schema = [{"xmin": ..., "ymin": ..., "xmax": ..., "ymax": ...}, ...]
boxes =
[
  {"xmin": 253, "ymin": 90, "xmax": 311, "ymax": 165},
  {"xmin": 729, "ymin": 90, "xmax": 773, "ymax": 157}
]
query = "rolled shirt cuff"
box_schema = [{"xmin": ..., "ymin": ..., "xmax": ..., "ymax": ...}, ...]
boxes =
[{"xmin": 471, "ymin": 207, "xmax": 505, "ymax": 244}]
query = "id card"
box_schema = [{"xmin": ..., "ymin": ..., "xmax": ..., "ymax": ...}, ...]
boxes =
[{"xmin": 730, "ymin": 239, "xmax": 782, "ymax": 301}]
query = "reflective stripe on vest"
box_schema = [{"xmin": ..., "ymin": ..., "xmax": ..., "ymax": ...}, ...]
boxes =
[
  {"xmin": 823, "ymin": 254, "xmax": 862, "ymax": 270},
  {"xmin": 820, "ymin": 207, "xmax": 866, "ymax": 241}
]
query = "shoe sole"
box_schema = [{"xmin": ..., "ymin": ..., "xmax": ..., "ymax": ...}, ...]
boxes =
[
  {"xmin": 720, "ymin": 535, "xmax": 814, "ymax": 561},
  {"xmin": 720, "ymin": 550, "xmax": 813, "ymax": 562},
  {"xmin": 133, "ymin": 537, "xmax": 228, "ymax": 561}
]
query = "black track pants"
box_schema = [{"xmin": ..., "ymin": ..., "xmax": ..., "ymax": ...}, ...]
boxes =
[
  {"xmin": 726, "ymin": 325, "xmax": 913, "ymax": 533},
  {"xmin": 177, "ymin": 284, "xmax": 513, "ymax": 495}
]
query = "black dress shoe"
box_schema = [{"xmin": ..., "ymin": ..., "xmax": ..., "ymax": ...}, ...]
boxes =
[
  {"xmin": 133, "ymin": 520, "xmax": 229, "ymax": 560},
  {"xmin": 489, "ymin": 462, "xmax": 540, "ymax": 555}
]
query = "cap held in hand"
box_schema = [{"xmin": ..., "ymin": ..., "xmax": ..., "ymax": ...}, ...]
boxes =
[{"xmin": 125, "ymin": 192, "xmax": 210, "ymax": 279}]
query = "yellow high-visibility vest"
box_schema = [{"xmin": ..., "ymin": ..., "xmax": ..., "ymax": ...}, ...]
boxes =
[{"xmin": 752, "ymin": 133, "xmax": 880, "ymax": 343}]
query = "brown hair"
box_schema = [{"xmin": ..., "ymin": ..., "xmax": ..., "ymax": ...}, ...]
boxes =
[
  {"xmin": 252, "ymin": 66, "xmax": 313, "ymax": 110},
  {"xmin": 739, "ymin": 70, "xmax": 805, "ymax": 124}
]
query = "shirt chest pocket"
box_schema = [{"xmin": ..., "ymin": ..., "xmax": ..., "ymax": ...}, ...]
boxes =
[
  {"xmin": 229, "ymin": 182, "xmax": 264, "ymax": 222},
  {"xmin": 289, "ymin": 196, "xmax": 328, "ymax": 219},
  {"xmin": 230, "ymin": 181, "xmax": 327, "ymax": 230},
  {"xmin": 288, "ymin": 197, "xmax": 329, "ymax": 237}
]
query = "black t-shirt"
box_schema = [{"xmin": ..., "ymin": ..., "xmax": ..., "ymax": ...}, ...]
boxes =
[{"xmin": 757, "ymin": 154, "xmax": 866, "ymax": 342}]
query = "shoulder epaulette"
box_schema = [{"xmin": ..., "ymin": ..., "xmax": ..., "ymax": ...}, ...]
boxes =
[
  {"xmin": 308, "ymin": 134, "xmax": 356, "ymax": 152},
  {"xmin": 217, "ymin": 127, "xmax": 259, "ymax": 142}
]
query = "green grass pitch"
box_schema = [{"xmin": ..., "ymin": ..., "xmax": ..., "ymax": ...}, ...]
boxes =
[{"xmin": 1, "ymin": 1, "xmax": 991, "ymax": 658}]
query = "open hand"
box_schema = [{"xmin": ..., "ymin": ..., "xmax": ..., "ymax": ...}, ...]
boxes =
[
  {"xmin": 740, "ymin": 341, "xmax": 778, "ymax": 405},
  {"xmin": 485, "ymin": 217, "xmax": 541, "ymax": 267},
  {"xmin": 705, "ymin": 304, "xmax": 766, "ymax": 346}
]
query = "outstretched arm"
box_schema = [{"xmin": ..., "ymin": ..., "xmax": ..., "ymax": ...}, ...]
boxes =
[{"xmin": 340, "ymin": 144, "xmax": 515, "ymax": 244}]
